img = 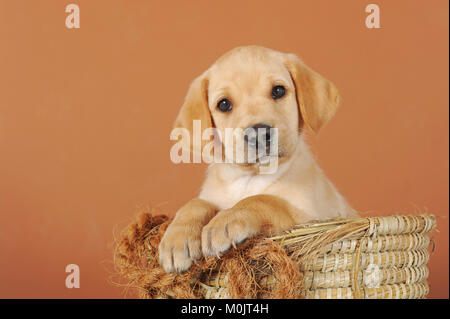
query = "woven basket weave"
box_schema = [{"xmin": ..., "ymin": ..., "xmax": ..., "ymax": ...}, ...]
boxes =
[
  {"xmin": 197, "ymin": 215, "xmax": 436, "ymax": 299},
  {"xmin": 114, "ymin": 214, "xmax": 436, "ymax": 299}
]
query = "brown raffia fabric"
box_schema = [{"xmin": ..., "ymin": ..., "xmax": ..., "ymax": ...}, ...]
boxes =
[{"xmin": 114, "ymin": 212, "xmax": 302, "ymax": 299}]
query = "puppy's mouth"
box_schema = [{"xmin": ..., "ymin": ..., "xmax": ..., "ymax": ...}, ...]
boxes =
[
  {"xmin": 219, "ymin": 126, "xmax": 286, "ymax": 165},
  {"xmin": 256, "ymin": 150, "xmax": 286, "ymax": 162},
  {"xmin": 240, "ymin": 145, "xmax": 285, "ymax": 166},
  {"xmin": 243, "ymin": 125, "xmax": 279, "ymax": 159}
]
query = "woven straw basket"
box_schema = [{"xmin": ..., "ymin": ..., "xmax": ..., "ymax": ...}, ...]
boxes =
[
  {"xmin": 114, "ymin": 214, "xmax": 436, "ymax": 299},
  {"xmin": 200, "ymin": 215, "xmax": 436, "ymax": 299}
]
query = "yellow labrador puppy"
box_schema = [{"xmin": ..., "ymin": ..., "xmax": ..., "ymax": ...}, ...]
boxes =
[{"xmin": 159, "ymin": 46, "xmax": 358, "ymax": 273}]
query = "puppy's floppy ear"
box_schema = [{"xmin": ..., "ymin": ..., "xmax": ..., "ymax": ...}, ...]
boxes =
[
  {"xmin": 173, "ymin": 71, "xmax": 213, "ymax": 156},
  {"xmin": 284, "ymin": 54, "xmax": 340, "ymax": 134}
]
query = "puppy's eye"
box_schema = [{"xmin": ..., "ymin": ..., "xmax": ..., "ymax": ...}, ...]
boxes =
[
  {"xmin": 217, "ymin": 98, "xmax": 232, "ymax": 112},
  {"xmin": 272, "ymin": 85, "xmax": 286, "ymax": 99}
]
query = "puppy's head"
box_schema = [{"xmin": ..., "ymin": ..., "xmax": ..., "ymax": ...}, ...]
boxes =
[{"xmin": 174, "ymin": 46, "xmax": 340, "ymax": 167}]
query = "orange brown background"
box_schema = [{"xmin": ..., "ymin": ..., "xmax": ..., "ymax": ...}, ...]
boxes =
[{"xmin": 0, "ymin": 0, "xmax": 448, "ymax": 298}]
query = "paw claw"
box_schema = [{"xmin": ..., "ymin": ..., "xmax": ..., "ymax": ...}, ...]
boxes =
[
  {"xmin": 201, "ymin": 211, "xmax": 254, "ymax": 257},
  {"xmin": 158, "ymin": 224, "xmax": 202, "ymax": 273}
]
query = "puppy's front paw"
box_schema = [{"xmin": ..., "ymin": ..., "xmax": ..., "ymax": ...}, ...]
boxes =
[
  {"xmin": 158, "ymin": 223, "xmax": 202, "ymax": 273},
  {"xmin": 201, "ymin": 210, "xmax": 258, "ymax": 257}
]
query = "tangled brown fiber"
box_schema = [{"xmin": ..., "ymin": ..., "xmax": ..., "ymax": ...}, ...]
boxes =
[
  {"xmin": 114, "ymin": 211, "xmax": 303, "ymax": 299},
  {"xmin": 114, "ymin": 211, "xmax": 436, "ymax": 299}
]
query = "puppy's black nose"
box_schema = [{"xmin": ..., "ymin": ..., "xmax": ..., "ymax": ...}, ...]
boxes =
[{"xmin": 244, "ymin": 123, "xmax": 273, "ymax": 148}]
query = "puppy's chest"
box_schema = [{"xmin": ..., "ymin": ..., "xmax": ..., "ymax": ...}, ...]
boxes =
[{"xmin": 212, "ymin": 175, "xmax": 276, "ymax": 210}]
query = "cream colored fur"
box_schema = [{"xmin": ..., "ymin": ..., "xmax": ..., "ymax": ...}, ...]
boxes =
[{"xmin": 159, "ymin": 46, "xmax": 358, "ymax": 273}]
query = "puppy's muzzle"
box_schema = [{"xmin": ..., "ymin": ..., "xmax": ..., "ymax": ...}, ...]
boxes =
[{"xmin": 244, "ymin": 123, "xmax": 273, "ymax": 151}]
